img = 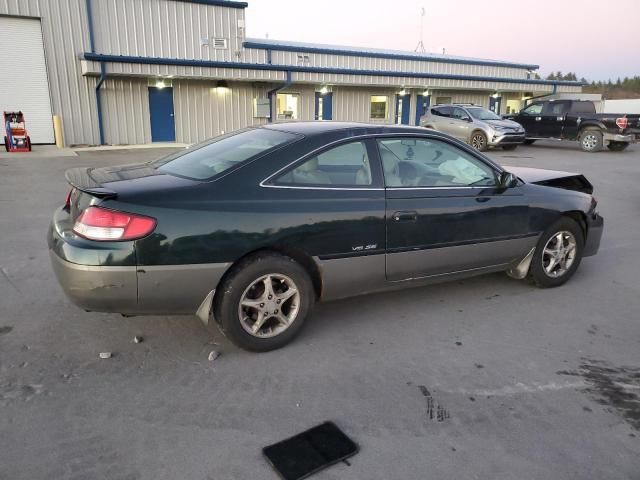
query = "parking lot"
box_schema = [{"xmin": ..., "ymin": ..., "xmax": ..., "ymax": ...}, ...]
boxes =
[{"xmin": 1, "ymin": 141, "xmax": 639, "ymax": 480}]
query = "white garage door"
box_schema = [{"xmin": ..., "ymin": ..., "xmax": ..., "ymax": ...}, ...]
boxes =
[{"xmin": 0, "ymin": 17, "xmax": 54, "ymax": 144}]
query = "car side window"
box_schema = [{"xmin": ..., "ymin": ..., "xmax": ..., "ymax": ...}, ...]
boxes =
[
  {"xmin": 543, "ymin": 102, "xmax": 569, "ymax": 116},
  {"xmin": 274, "ymin": 141, "xmax": 372, "ymax": 186},
  {"xmin": 377, "ymin": 138, "xmax": 497, "ymax": 188},
  {"xmin": 522, "ymin": 103, "xmax": 543, "ymax": 115},
  {"xmin": 452, "ymin": 108, "xmax": 469, "ymax": 120}
]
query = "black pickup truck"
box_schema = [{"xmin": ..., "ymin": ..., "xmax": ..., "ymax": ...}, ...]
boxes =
[{"xmin": 506, "ymin": 99, "xmax": 640, "ymax": 152}]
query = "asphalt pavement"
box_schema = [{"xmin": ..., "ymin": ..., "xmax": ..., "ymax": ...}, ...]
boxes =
[{"xmin": 0, "ymin": 140, "xmax": 638, "ymax": 480}]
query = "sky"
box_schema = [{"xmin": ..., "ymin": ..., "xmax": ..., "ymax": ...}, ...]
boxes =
[{"xmin": 246, "ymin": 0, "xmax": 640, "ymax": 81}]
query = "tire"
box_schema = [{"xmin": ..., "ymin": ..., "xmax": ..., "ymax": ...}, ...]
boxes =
[
  {"xmin": 579, "ymin": 129, "xmax": 603, "ymax": 152},
  {"xmin": 607, "ymin": 141, "xmax": 629, "ymax": 152},
  {"xmin": 470, "ymin": 131, "xmax": 488, "ymax": 151},
  {"xmin": 528, "ymin": 217, "xmax": 584, "ymax": 288},
  {"xmin": 26, "ymin": 136, "xmax": 31, "ymax": 152},
  {"xmin": 523, "ymin": 139, "xmax": 536, "ymax": 145},
  {"xmin": 3, "ymin": 137, "xmax": 8, "ymax": 152},
  {"xmin": 502, "ymin": 144, "xmax": 518, "ymax": 151},
  {"xmin": 213, "ymin": 252, "xmax": 315, "ymax": 352}
]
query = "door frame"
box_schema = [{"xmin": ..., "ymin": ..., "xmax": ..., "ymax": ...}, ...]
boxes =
[
  {"xmin": 371, "ymin": 133, "xmax": 532, "ymax": 281},
  {"xmin": 148, "ymin": 86, "xmax": 176, "ymax": 142}
]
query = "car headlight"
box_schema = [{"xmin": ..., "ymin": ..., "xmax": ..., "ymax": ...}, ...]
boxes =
[{"xmin": 492, "ymin": 125, "xmax": 507, "ymax": 131}]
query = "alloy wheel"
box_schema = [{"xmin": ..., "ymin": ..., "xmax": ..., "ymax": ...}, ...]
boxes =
[
  {"xmin": 238, "ymin": 274, "xmax": 301, "ymax": 338},
  {"xmin": 471, "ymin": 133, "xmax": 486, "ymax": 150},
  {"xmin": 542, "ymin": 231, "xmax": 577, "ymax": 278},
  {"xmin": 582, "ymin": 133, "xmax": 599, "ymax": 151}
]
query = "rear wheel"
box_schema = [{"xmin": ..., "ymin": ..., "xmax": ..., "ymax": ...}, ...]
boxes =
[
  {"xmin": 470, "ymin": 131, "xmax": 488, "ymax": 151},
  {"xmin": 26, "ymin": 136, "xmax": 31, "ymax": 152},
  {"xmin": 579, "ymin": 129, "xmax": 603, "ymax": 152},
  {"xmin": 502, "ymin": 144, "xmax": 518, "ymax": 151},
  {"xmin": 3, "ymin": 137, "xmax": 8, "ymax": 151},
  {"xmin": 528, "ymin": 217, "xmax": 584, "ymax": 288},
  {"xmin": 523, "ymin": 139, "xmax": 536, "ymax": 145},
  {"xmin": 607, "ymin": 141, "xmax": 629, "ymax": 152},
  {"xmin": 213, "ymin": 253, "xmax": 314, "ymax": 352}
]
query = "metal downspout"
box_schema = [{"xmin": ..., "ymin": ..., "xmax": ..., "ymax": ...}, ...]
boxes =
[
  {"xmin": 524, "ymin": 83, "xmax": 558, "ymax": 107},
  {"xmin": 267, "ymin": 71, "xmax": 292, "ymax": 123},
  {"xmin": 86, "ymin": 0, "xmax": 106, "ymax": 145}
]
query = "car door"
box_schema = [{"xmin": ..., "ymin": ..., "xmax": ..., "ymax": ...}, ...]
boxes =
[
  {"xmin": 450, "ymin": 107, "xmax": 473, "ymax": 141},
  {"xmin": 377, "ymin": 136, "xmax": 534, "ymax": 282},
  {"xmin": 431, "ymin": 106, "xmax": 454, "ymax": 135},
  {"xmin": 516, "ymin": 102, "xmax": 544, "ymax": 137},
  {"xmin": 266, "ymin": 138, "xmax": 387, "ymax": 300},
  {"xmin": 539, "ymin": 100, "xmax": 570, "ymax": 138}
]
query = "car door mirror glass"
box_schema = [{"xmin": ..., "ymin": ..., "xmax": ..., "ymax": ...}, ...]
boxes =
[{"xmin": 499, "ymin": 171, "xmax": 518, "ymax": 188}]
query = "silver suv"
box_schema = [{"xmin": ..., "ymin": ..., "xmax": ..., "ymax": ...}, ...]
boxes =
[{"xmin": 420, "ymin": 104, "xmax": 525, "ymax": 151}]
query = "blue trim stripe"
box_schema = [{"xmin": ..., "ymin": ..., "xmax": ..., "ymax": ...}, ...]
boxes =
[
  {"xmin": 170, "ymin": 0, "xmax": 248, "ymax": 8},
  {"xmin": 243, "ymin": 40, "xmax": 539, "ymax": 71},
  {"xmin": 82, "ymin": 52, "xmax": 584, "ymax": 87}
]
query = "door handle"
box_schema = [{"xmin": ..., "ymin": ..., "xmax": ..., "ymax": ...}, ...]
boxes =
[
  {"xmin": 475, "ymin": 197, "xmax": 491, "ymax": 203},
  {"xmin": 392, "ymin": 211, "xmax": 418, "ymax": 222}
]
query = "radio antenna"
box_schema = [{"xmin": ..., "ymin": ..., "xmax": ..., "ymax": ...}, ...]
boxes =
[{"xmin": 414, "ymin": 7, "xmax": 426, "ymax": 53}]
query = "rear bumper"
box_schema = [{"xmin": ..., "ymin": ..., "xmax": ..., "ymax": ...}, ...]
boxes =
[
  {"xmin": 583, "ymin": 213, "xmax": 604, "ymax": 257},
  {"xmin": 50, "ymin": 251, "xmax": 139, "ymax": 312},
  {"xmin": 48, "ymin": 207, "xmax": 230, "ymax": 315},
  {"xmin": 603, "ymin": 132, "xmax": 635, "ymax": 143}
]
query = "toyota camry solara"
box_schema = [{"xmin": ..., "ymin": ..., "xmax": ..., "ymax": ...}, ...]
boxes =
[{"xmin": 49, "ymin": 122, "xmax": 603, "ymax": 351}]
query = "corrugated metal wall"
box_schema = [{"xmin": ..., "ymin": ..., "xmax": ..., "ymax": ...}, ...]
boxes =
[
  {"xmin": 92, "ymin": 0, "xmax": 245, "ymax": 62},
  {"xmin": 266, "ymin": 50, "xmax": 530, "ymax": 80},
  {"xmin": 101, "ymin": 79, "xmax": 151, "ymax": 145},
  {"xmin": 431, "ymin": 91, "xmax": 490, "ymax": 108},
  {"xmin": 0, "ymin": 0, "xmax": 582, "ymax": 146},
  {"xmin": 332, "ymin": 87, "xmax": 398, "ymax": 124},
  {"xmin": 173, "ymin": 80, "xmax": 270, "ymax": 144},
  {"xmin": 0, "ymin": 0, "xmax": 99, "ymax": 145}
]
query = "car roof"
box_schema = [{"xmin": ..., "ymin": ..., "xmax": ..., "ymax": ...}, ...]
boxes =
[{"xmin": 262, "ymin": 121, "xmax": 430, "ymax": 136}]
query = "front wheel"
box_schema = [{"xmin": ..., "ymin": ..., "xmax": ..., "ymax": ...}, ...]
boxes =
[
  {"xmin": 3, "ymin": 136, "xmax": 8, "ymax": 151},
  {"xmin": 523, "ymin": 139, "xmax": 536, "ymax": 145},
  {"xmin": 528, "ymin": 217, "xmax": 584, "ymax": 288},
  {"xmin": 607, "ymin": 141, "xmax": 629, "ymax": 152},
  {"xmin": 502, "ymin": 144, "xmax": 518, "ymax": 151},
  {"xmin": 470, "ymin": 131, "xmax": 488, "ymax": 151},
  {"xmin": 579, "ymin": 129, "xmax": 603, "ymax": 152},
  {"xmin": 213, "ymin": 253, "xmax": 314, "ymax": 352}
]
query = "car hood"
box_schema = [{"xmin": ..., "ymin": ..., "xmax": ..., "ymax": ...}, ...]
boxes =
[
  {"xmin": 485, "ymin": 119, "xmax": 523, "ymax": 129},
  {"xmin": 506, "ymin": 166, "xmax": 593, "ymax": 194}
]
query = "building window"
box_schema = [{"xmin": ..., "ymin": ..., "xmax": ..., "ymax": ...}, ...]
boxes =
[
  {"xmin": 370, "ymin": 95, "xmax": 388, "ymax": 119},
  {"xmin": 435, "ymin": 96, "xmax": 452, "ymax": 105},
  {"xmin": 276, "ymin": 93, "xmax": 300, "ymax": 120}
]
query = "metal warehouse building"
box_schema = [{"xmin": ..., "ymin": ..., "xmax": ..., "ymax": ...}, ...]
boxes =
[{"xmin": 0, "ymin": 0, "xmax": 583, "ymax": 147}]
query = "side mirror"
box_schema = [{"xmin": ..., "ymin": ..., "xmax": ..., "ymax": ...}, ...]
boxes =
[
  {"xmin": 499, "ymin": 171, "xmax": 518, "ymax": 188},
  {"xmin": 461, "ymin": 116, "xmax": 471, "ymax": 122}
]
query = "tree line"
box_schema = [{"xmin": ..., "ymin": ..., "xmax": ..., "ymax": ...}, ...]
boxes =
[{"xmin": 541, "ymin": 72, "xmax": 640, "ymax": 99}]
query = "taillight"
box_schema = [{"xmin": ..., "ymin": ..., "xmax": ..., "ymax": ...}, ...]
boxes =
[
  {"xmin": 64, "ymin": 189, "xmax": 73, "ymax": 209},
  {"xmin": 616, "ymin": 117, "xmax": 628, "ymax": 129},
  {"xmin": 73, "ymin": 206, "xmax": 156, "ymax": 241}
]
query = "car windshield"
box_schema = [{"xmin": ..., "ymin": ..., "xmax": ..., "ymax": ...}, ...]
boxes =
[
  {"xmin": 467, "ymin": 107, "xmax": 502, "ymax": 121},
  {"xmin": 153, "ymin": 128, "xmax": 299, "ymax": 180}
]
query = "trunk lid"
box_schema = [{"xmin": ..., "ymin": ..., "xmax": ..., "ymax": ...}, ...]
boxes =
[{"xmin": 65, "ymin": 162, "xmax": 201, "ymax": 220}]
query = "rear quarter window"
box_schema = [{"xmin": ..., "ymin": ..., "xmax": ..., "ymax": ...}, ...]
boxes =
[{"xmin": 154, "ymin": 128, "xmax": 299, "ymax": 180}]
